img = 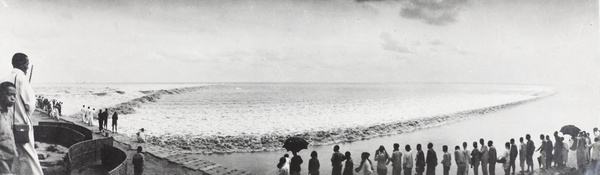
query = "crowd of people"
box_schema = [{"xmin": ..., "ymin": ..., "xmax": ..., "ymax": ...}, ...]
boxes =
[
  {"xmin": 35, "ymin": 95, "xmax": 62, "ymax": 121},
  {"xmin": 276, "ymin": 130, "xmax": 600, "ymax": 175}
]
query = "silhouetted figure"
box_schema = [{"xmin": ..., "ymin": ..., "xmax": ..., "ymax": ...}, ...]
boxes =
[
  {"xmin": 342, "ymin": 152, "xmax": 354, "ymax": 175},
  {"xmin": 133, "ymin": 146, "xmax": 145, "ymax": 175},
  {"xmin": 331, "ymin": 145, "xmax": 345, "ymax": 175},
  {"xmin": 426, "ymin": 143, "xmax": 438, "ymax": 175},
  {"xmin": 309, "ymin": 151, "xmax": 320, "ymax": 175},
  {"xmin": 415, "ymin": 144, "xmax": 425, "ymax": 175}
]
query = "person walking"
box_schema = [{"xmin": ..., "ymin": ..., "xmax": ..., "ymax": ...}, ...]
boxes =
[
  {"xmin": 403, "ymin": 145, "xmax": 413, "ymax": 175},
  {"xmin": 463, "ymin": 142, "xmax": 471, "ymax": 175},
  {"xmin": 342, "ymin": 152, "xmax": 354, "ymax": 175},
  {"xmin": 0, "ymin": 82, "xmax": 18, "ymax": 174},
  {"xmin": 480, "ymin": 139, "xmax": 489, "ymax": 175},
  {"xmin": 525, "ymin": 134, "xmax": 535, "ymax": 172},
  {"xmin": 133, "ymin": 146, "xmax": 145, "ymax": 175},
  {"xmin": 509, "ymin": 139, "xmax": 518, "ymax": 174},
  {"xmin": 2, "ymin": 53, "xmax": 43, "ymax": 175},
  {"xmin": 441, "ymin": 145, "xmax": 451, "ymax": 175},
  {"xmin": 415, "ymin": 144, "xmax": 426, "ymax": 175},
  {"xmin": 389, "ymin": 143, "xmax": 403, "ymax": 175},
  {"xmin": 112, "ymin": 112, "xmax": 118, "ymax": 133},
  {"xmin": 309, "ymin": 151, "xmax": 320, "ymax": 175},
  {"xmin": 471, "ymin": 142, "xmax": 481, "ymax": 175},
  {"xmin": 355, "ymin": 152, "xmax": 374, "ymax": 175},
  {"xmin": 455, "ymin": 145, "xmax": 466, "ymax": 175},
  {"xmin": 426, "ymin": 143, "xmax": 438, "ymax": 175},
  {"xmin": 331, "ymin": 145, "xmax": 345, "ymax": 175},
  {"xmin": 518, "ymin": 137, "xmax": 526, "ymax": 173},
  {"xmin": 487, "ymin": 141, "xmax": 497, "ymax": 175},
  {"xmin": 374, "ymin": 145, "xmax": 390, "ymax": 175}
]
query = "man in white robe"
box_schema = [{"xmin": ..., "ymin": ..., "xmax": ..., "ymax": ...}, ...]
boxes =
[{"xmin": 2, "ymin": 53, "xmax": 43, "ymax": 175}]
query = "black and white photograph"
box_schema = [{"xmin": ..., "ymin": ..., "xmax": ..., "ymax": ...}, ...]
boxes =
[{"xmin": 0, "ymin": 0, "xmax": 598, "ymax": 174}]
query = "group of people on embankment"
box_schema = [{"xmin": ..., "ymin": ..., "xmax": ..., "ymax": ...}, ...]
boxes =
[
  {"xmin": 79, "ymin": 104, "xmax": 118, "ymax": 133},
  {"xmin": 35, "ymin": 95, "xmax": 62, "ymax": 120},
  {"xmin": 276, "ymin": 129, "xmax": 600, "ymax": 175}
]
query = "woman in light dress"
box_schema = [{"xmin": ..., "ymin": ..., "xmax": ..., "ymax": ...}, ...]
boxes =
[{"xmin": 567, "ymin": 135, "xmax": 578, "ymax": 169}]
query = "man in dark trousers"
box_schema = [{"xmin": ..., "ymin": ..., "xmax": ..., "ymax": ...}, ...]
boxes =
[
  {"xmin": 415, "ymin": 144, "xmax": 426, "ymax": 175},
  {"xmin": 98, "ymin": 109, "xmax": 104, "ymax": 132},
  {"xmin": 426, "ymin": 143, "xmax": 438, "ymax": 175},
  {"xmin": 488, "ymin": 141, "xmax": 497, "ymax": 175},
  {"xmin": 330, "ymin": 145, "xmax": 345, "ymax": 175},
  {"xmin": 133, "ymin": 146, "xmax": 145, "ymax": 175},
  {"xmin": 525, "ymin": 134, "xmax": 535, "ymax": 172},
  {"xmin": 102, "ymin": 109, "xmax": 109, "ymax": 131},
  {"xmin": 509, "ymin": 139, "xmax": 518, "ymax": 175}
]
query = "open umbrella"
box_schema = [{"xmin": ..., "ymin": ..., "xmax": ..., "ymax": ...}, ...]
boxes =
[
  {"xmin": 283, "ymin": 137, "xmax": 309, "ymax": 153},
  {"xmin": 560, "ymin": 125, "xmax": 581, "ymax": 137}
]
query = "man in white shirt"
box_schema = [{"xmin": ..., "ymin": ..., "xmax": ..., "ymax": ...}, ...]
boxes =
[{"xmin": 2, "ymin": 53, "xmax": 43, "ymax": 175}]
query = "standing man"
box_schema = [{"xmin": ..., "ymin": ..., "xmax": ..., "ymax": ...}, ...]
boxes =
[
  {"xmin": 389, "ymin": 143, "xmax": 403, "ymax": 175},
  {"xmin": 2, "ymin": 53, "xmax": 43, "ymax": 175},
  {"xmin": 544, "ymin": 135, "xmax": 553, "ymax": 169},
  {"xmin": 103, "ymin": 109, "xmax": 109, "ymax": 131},
  {"xmin": 403, "ymin": 145, "xmax": 413, "ymax": 175},
  {"xmin": 455, "ymin": 145, "xmax": 466, "ymax": 175},
  {"xmin": 471, "ymin": 142, "xmax": 480, "ymax": 175},
  {"xmin": 81, "ymin": 105, "xmax": 87, "ymax": 124},
  {"xmin": 331, "ymin": 145, "xmax": 345, "ymax": 175},
  {"xmin": 518, "ymin": 137, "xmax": 527, "ymax": 173},
  {"xmin": 0, "ymin": 82, "xmax": 18, "ymax": 174},
  {"xmin": 112, "ymin": 112, "xmax": 118, "ymax": 133},
  {"xmin": 463, "ymin": 142, "xmax": 471, "ymax": 175},
  {"xmin": 509, "ymin": 139, "xmax": 518, "ymax": 175},
  {"xmin": 425, "ymin": 143, "xmax": 438, "ymax": 175},
  {"xmin": 488, "ymin": 141, "xmax": 497, "ymax": 175},
  {"xmin": 415, "ymin": 144, "xmax": 425, "ymax": 175},
  {"xmin": 525, "ymin": 134, "xmax": 535, "ymax": 172},
  {"xmin": 133, "ymin": 146, "xmax": 145, "ymax": 175},
  {"xmin": 86, "ymin": 106, "xmax": 93, "ymax": 126},
  {"xmin": 480, "ymin": 139, "xmax": 489, "ymax": 175},
  {"xmin": 441, "ymin": 145, "xmax": 451, "ymax": 175},
  {"xmin": 98, "ymin": 109, "xmax": 104, "ymax": 132}
]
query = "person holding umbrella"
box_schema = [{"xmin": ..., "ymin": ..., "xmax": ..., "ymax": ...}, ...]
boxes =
[{"xmin": 283, "ymin": 137, "xmax": 309, "ymax": 175}]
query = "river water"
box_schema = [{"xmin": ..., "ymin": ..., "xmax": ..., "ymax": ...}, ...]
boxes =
[{"xmin": 203, "ymin": 85, "xmax": 600, "ymax": 174}]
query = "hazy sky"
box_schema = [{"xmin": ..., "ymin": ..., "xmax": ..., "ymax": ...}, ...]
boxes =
[{"xmin": 0, "ymin": 0, "xmax": 598, "ymax": 84}]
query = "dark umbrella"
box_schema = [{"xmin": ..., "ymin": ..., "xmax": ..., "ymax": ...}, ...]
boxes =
[
  {"xmin": 560, "ymin": 125, "xmax": 581, "ymax": 137},
  {"xmin": 283, "ymin": 137, "xmax": 309, "ymax": 153}
]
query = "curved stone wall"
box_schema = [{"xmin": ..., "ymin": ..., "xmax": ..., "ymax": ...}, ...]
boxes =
[
  {"xmin": 33, "ymin": 122, "xmax": 128, "ymax": 175},
  {"xmin": 38, "ymin": 121, "xmax": 93, "ymax": 140}
]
